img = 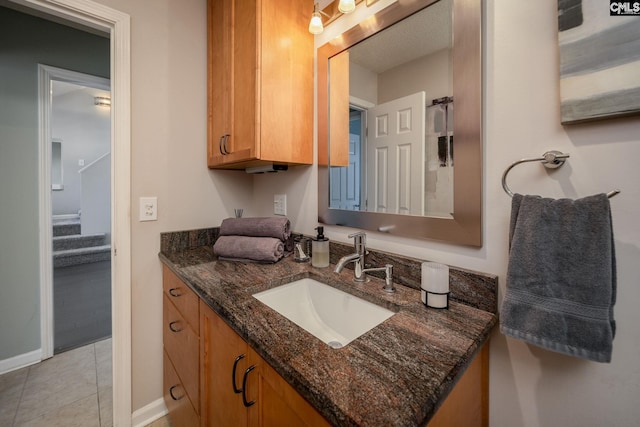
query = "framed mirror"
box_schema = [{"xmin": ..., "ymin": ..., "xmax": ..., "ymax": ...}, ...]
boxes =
[
  {"xmin": 318, "ymin": 0, "xmax": 482, "ymax": 246},
  {"xmin": 52, "ymin": 138, "xmax": 63, "ymax": 191}
]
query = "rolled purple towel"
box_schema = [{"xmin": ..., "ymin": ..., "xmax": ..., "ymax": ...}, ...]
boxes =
[
  {"xmin": 213, "ymin": 236, "xmax": 284, "ymax": 263},
  {"xmin": 219, "ymin": 217, "xmax": 291, "ymax": 241}
]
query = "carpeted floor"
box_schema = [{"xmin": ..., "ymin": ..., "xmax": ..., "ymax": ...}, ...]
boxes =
[{"xmin": 54, "ymin": 260, "xmax": 112, "ymax": 354}]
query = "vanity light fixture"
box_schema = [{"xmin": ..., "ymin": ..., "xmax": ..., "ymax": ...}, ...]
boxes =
[
  {"xmin": 94, "ymin": 96, "xmax": 111, "ymax": 107},
  {"xmin": 310, "ymin": 0, "xmax": 367, "ymax": 35},
  {"xmin": 338, "ymin": 0, "xmax": 356, "ymax": 13},
  {"xmin": 308, "ymin": 3, "xmax": 324, "ymax": 34}
]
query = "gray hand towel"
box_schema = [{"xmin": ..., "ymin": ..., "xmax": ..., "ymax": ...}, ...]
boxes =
[
  {"xmin": 500, "ymin": 193, "xmax": 616, "ymax": 363},
  {"xmin": 219, "ymin": 217, "xmax": 291, "ymax": 241},
  {"xmin": 213, "ymin": 235, "xmax": 284, "ymax": 263}
]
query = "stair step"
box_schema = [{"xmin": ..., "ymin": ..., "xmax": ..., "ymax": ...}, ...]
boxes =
[
  {"xmin": 53, "ymin": 233, "xmax": 106, "ymax": 251},
  {"xmin": 53, "ymin": 222, "xmax": 81, "ymax": 237},
  {"xmin": 53, "ymin": 245, "xmax": 111, "ymax": 268}
]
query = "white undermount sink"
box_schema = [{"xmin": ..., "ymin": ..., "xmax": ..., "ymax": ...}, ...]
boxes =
[{"xmin": 253, "ymin": 278, "xmax": 394, "ymax": 348}]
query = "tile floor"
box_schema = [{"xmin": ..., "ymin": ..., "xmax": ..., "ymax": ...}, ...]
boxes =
[
  {"xmin": 0, "ymin": 339, "xmax": 117, "ymax": 427},
  {"xmin": 0, "ymin": 338, "xmax": 172, "ymax": 426}
]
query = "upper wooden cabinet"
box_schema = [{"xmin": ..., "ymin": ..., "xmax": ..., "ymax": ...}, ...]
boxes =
[{"xmin": 207, "ymin": 0, "xmax": 313, "ymax": 170}]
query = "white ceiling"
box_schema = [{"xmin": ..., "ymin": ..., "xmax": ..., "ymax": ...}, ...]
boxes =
[{"xmin": 348, "ymin": 0, "xmax": 452, "ymax": 74}]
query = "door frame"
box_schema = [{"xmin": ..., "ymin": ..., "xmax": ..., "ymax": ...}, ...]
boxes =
[
  {"xmin": 18, "ymin": 0, "xmax": 132, "ymax": 424},
  {"xmin": 38, "ymin": 65, "xmax": 111, "ymax": 358}
]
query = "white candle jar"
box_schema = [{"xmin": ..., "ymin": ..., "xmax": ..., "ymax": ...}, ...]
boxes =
[{"xmin": 421, "ymin": 262, "xmax": 450, "ymax": 309}]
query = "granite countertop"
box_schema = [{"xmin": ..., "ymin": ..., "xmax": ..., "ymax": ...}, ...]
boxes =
[{"xmin": 160, "ymin": 246, "xmax": 497, "ymax": 426}]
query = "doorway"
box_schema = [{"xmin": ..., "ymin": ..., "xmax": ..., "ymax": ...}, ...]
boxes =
[
  {"xmin": 18, "ymin": 0, "xmax": 133, "ymax": 424},
  {"xmin": 47, "ymin": 75, "xmax": 112, "ymax": 354}
]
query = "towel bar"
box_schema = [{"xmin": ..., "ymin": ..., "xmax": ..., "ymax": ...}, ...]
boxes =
[{"xmin": 502, "ymin": 150, "xmax": 620, "ymax": 198}]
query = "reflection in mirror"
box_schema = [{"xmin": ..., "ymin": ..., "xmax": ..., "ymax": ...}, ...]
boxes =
[
  {"xmin": 52, "ymin": 138, "xmax": 63, "ymax": 191},
  {"xmin": 328, "ymin": 0, "xmax": 454, "ymax": 218},
  {"xmin": 318, "ymin": 0, "xmax": 482, "ymax": 246}
]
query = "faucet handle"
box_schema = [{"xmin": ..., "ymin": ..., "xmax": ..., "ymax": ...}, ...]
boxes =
[{"xmin": 347, "ymin": 231, "xmax": 366, "ymax": 254}]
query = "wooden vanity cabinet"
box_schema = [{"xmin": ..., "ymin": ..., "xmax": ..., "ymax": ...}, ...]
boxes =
[
  {"xmin": 200, "ymin": 301, "xmax": 330, "ymax": 427},
  {"xmin": 163, "ymin": 266, "xmax": 487, "ymax": 426},
  {"xmin": 162, "ymin": 265, "xmax": 200, "ymax": 427},
  {"xmin": 427, "ymin": 343, "xmax": 489, "ymax": 427},
  {"xmin": 207, "ymin": 0, "xmax": 313, "ymax": 169}
]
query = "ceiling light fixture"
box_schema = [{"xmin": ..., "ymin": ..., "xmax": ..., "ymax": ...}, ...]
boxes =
[
  {"xmin": 308, "ymin": 3, "xmax": 324, "ymax": 35},
  {"xmin": 94, "ymin": 96, "xmax": 111, "ymax": 107},
  {"xmin": 338, "ymin": 0, "xmax": 356, "ymax": 13}
]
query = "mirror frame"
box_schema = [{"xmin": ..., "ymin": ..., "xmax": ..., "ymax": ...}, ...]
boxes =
[{"xmin": 317, "ymin": 0, "xmax": 482, "ymax": 246}]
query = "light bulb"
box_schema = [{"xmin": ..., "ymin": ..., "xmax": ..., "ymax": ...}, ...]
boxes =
[
  {"xmin": 308, "ymin": 12, "xmax": 323, "ymax": 34},
  {"xmin": 338, "ymin": 0, "xmax": 356, "ymax": 13}
]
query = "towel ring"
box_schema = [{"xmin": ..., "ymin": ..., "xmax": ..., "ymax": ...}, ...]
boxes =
[{"xmin": 502, "ymin": 150, "xmax": 620, "ymax": 198}]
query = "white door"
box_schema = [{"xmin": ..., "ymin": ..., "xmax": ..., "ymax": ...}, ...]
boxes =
[
  {"xmin": 330, "ymin": 133, "xmax": 361, "ymax": 210},
  {"xmin": 366, "ymin": 91, "xmax": 425, "ymax": 215}
]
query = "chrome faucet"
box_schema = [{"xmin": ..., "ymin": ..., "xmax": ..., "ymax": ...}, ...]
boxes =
[{"xmin": 334, "ymin": 232, "xmax": 395, "ymax": 293}]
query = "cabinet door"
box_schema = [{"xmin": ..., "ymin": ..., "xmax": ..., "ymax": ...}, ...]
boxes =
[
  {"xmin": 200, "ymin": 301, "xmax": 249, "ymax": 427},
  {"xmin": 427, "ymin": 343, "xmax": 489, "ymax": 427},
  {"xmin": 163, "ymin": 294, "xmax": 200, "ymax": 410},
  {"xmin": 163, "ymin": 350, "xmax": 199, "ymax": 427},
  {"xmin": 246, "ymin": 349, "xmax": 330, "ymax": 427},
  {"xmin": 207, "ymin": 0, "xmax": 257, "ymax": 167},
  {"xmin": 163, "ymin": 265, "xmax": 199, "ymax": 334},
  {"xmin": 257, "ymin": 0, "xmax": 313, "ymax": 165}
]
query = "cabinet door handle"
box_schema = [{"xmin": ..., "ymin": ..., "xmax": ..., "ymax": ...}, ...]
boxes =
[
  {"xmin": 222, "ymin": 134, "xmax": 230, "ymax": 154},
  {"xmin": 241, "ymin": 365, "xmax": 256, "ymax": 407},
  {"xmin": 232, "ymin": 354, "xmax": 246, "ymax": 394},
  {"xmin": 169, "ymin": 321, "xmax": 183, "ymax": 333},
  {"xmin": 168, "ymin": 288, "xmax": 182, "ymax": 297},
  {"xmin": 219, "ymin": 135, "xmax": 225, "ymax": 155},
  {"xmin": 169, "ymin": 385, "xmax": 184, "ymax": 401}
]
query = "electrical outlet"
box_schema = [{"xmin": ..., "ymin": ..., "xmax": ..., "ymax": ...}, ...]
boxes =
[
  {"xmin": 274, "ymin": 194, "xmax": 287, "ymax": 216},
  {"xmin": 139, "ymin": 197, "xmax": 158, "ymax": 221}
]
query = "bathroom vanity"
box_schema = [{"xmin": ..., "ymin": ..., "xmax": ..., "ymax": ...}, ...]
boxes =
[{"xmin": 160, "ymin": 230, "xmax": 497, "ymax": 426}]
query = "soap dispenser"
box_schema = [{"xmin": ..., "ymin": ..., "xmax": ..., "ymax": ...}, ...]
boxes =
[{"xmin": 312, "ymin": 226, "xmax": 330, "ymax": 268}]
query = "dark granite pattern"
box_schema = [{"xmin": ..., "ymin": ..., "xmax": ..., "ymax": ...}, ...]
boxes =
[
  {"xmin": 159, "ymin": 229, "xmax": 498, "ymax": 426},
  {"xmin": 330, "ymin": 240, "xmax": 498, "ymax": 313},
  {"xmin": 160, "ymin": 227, "xmax": 219, "ymax": 254}
]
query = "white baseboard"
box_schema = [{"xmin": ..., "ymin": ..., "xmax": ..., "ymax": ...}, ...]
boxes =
[
  {"xmin": 0, "ymin": 349, "xmax": 42, "ymax": 375},
  {"xmin": 131, "ymin": 397, "xmax": 167, "ymax": 427}
]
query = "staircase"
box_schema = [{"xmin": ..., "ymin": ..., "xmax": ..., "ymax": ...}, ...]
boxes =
[{"xmin": 53, "ymin": 218, "xmax": 111, "ymax": 268}]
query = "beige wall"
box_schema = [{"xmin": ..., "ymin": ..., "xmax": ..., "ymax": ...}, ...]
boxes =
[
  {"xmin": 378, "ymin": 48, "xmax": 451, "ymax": 105},
  {"xmin": 95, "ymin": 0, "xmax": 639, "ymax": 423},
  {"xmin": 93, "ymin": 0, "xmax": 253, "ymax": 411}
]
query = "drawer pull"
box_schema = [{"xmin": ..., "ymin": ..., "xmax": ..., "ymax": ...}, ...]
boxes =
[
  {"xmin": 168, "ymin": 288, "xmax": 182, "ymax": 297},
  {"xmin": 242, "ymin": 365, "xmax": 256, "ymax": 407},
  {"xmin": 232, "ymin": 354, "xmax": 246, "ymax": 394},
  {"xmin": 169, "ymin": 321, "xmax": 183, "ymax": 333},
  {"xmin": 169, "ymin": 385, "xmax": 185, "ymax": 401}
]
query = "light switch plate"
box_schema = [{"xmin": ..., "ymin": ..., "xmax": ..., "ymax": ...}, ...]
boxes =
[
  {"xmin": 274, "ymin": 194, "xmax": 287, "ymax": 216},
  {"xmin": 139, "ymin": 197, "xmax": 158, "ymax": 221}
]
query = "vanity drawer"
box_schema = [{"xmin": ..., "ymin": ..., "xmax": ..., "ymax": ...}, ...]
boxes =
[
  {"xmin": 163, "ymin": 350, "xmax": 199, "ymax": 427},
  {"xmin": 163, "ymin": 264, "xmax": 199, "ymax": 333},
  {"xmin": 163, "ymin": 294, "xmax": 199, "ymax": 410}
]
